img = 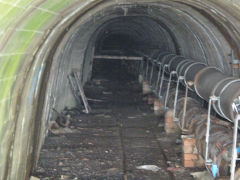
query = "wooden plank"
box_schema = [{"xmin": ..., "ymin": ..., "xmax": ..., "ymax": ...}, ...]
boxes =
[
  {"xmin": 94, "ymin": 55, "xmax": 143, "ymax": 61},
  {"xmin": 68, "ymin": 75, "xmax": 82, "ymax": 107},
  {"xmin": 72, "ymin": 70, "xmax": 91, "ymax": 114}
]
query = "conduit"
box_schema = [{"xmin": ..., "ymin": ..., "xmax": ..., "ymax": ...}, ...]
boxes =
[
  {"xmin": 139, "ymin": 51, "xmax": 240, "ymax": 178},
  {"xmin": 150, "ymin": 52, "xmax": 240, "ymax": 122}
]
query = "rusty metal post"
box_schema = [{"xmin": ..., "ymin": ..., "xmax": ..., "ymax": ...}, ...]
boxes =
[{"xmin": 232, "ymin": 59, "xmax": 240, "ymax": 78}]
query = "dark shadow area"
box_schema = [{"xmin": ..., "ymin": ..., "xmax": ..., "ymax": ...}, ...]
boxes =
[{"xmin": 92, "ymin": 59, "xmax": 136, "ymax": 82}]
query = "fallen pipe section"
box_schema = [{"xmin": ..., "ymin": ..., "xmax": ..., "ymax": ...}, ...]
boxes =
[{"xmin": 137, "ymin": 52, "xmax": 240, "ymax": 178}]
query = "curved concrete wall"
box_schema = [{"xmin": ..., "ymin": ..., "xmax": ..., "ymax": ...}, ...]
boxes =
[{"xmin": 0, "ymin": 0, "xmax": 240, "ymax": 179}]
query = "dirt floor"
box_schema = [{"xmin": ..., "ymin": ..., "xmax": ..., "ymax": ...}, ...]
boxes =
[{"xmin": 32, "ymin": 60, "xmax": 204, "ymax": 179}]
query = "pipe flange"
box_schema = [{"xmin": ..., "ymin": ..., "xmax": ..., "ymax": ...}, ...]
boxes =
[
  {"xmin": 211, "ymin": 77, "xmax": 235, "ymax": 116},
  {"xmin": 176, "ymin": 60, "xmax": 190, "ymax": 77},
  {"xmin": 194, "ymin": 66, "xmax": 223, "ymax": 100},
  {"xmin": 218, "ymin": 79, "xmax": 240, "ymax": 121},
  {"xmin": 183, "ymin": 62, "xmax": 206, "ymax": 91}
]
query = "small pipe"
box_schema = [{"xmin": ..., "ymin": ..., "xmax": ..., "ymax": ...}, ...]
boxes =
[
  {"xmin": 205, "ymin": 97, "xmax": 213, "ymax": 165},
  {"xmin": 159, "ymin": 65, "xmax": 168, "ymax": 97},
  {"xmin": 232, "ymin": 59, "xmax": 240, "ymax": 78},
  {"xmin": 164, "ymin": 71, "xmax": 176, "ymax": 108},
  {"xmin": 205, "ymin": 96, "xmax": 219, "ymax": 164},
  {"xmin": 230, "ymin": 114, "xmax": 240, "ymax": 180},
  {"xmin": 181, "ymin": 82, "xmax": 192, "ymax": 129},
  {"xmin": 155, "ymin": 63, "xmax": 162, "ymax": 92},
  {"xmin": 94, "ymin": 55, "xmax": 143, "ymax": 61},
  {"xmin": 173, "ymin": 76, "xmax": 184, "ymax": 121},
  {"xmin": 149, "ymin": 60, "xmax": 155, "ymax": 85},
  {"xmin": 145, "ymin": 58, "xmax": 149, "ymax": 80}
]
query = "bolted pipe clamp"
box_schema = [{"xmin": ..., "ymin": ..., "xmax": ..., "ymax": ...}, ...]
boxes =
[
  {"xmin": 179, "ymin": 76, "xmax": 184, "ymax": 80},
  {"xmin": 210, "ymin": 96, "xmax": 219, "ymax": 102}
]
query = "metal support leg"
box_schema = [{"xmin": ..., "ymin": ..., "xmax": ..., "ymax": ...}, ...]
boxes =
[
  {"xmin": 158, "ymin": 65, "xmax": 168, "ymax": 98},
  {"xmin": 230, "ymin": 114, "xmax": 240, "ymax": 180},
  {"xmin": 138, "ymin": 59, "xmax": 143, "ymax": 75},
  {"xmin": 149, "ymin": 61, "xmax": 155, "ymax": 86},
  {"xmin": 155, "ymin": 63, "xmax": 162, "ymax": 92},
  {"xmin": 164, "ymin": 71, "xmax": 176, "ymax": 108},
  {"xmin": 181, "ymin": 84, "xmax": 189, "ymax": 130},
  {"xmin": 205, "ymin": 96, "xmax": 219, "ymax": 165},
  {"xmin": 145, "ymin": 59, "xmax": 149, "ymax": 80},
  {"xmin": 173, "ymin": 76, "xmax": 184, "ymax": 122}
]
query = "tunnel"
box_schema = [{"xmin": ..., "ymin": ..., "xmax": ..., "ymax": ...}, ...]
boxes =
[{"xmin": 1, "ymin": 0, "xmax": 240, "ymax": 179}]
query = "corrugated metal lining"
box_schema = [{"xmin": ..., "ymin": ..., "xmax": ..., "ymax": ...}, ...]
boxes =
[{"xmin": 0, "ymin": 0, "xmax": 240, "ymax": 179}]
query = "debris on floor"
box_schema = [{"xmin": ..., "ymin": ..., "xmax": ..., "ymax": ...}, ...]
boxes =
[
  {"xmin": 191, "ymin": 171, "xmax": 214, "ymax": 180},
  {"xmin": 32, "ymin": 60, "xmax": 202, "ymax": 179},
  {"xmin": 136, "ymin": 165, "xmax": 161, "ymax": 172}
]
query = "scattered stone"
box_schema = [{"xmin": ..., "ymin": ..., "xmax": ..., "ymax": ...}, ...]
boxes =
[
  {"xmin": 30, "ymin": 176, "xmax": 40, "ymax": 180},
  {"xmin": 128, "ymin": 116, "xmax": 136, "ymax": 119},
  {"xmin": 82, "ymin": 158, "xmax": 89, "ymax": 161},
  {"xmin": 103, "ymin": 91, "xmax": 112, "ymax": 95},
  {"xmin": 191, "ymin": 171, "xmax": 214, "ymax": 180},
  {"xmin": 176, "ymin": 139, "xmax": 182, "ymax": 144},
  {"xmin": 136, "ymin": 165, "xmax": 161, "ymax": 172},
  {"xmin": 62, "ymin": 167, "xmax": 71, "ymax": 171},
  {"xmin": 106, "ymin": 168, "xmax": 119, "ymax": 175},
  {"xmin": 60, "ymin": 175, "xmax": 69, "ymax": 179},
  {"xmin": 35, "ymin": 167, "xmax": 45, "ymax": 173}
]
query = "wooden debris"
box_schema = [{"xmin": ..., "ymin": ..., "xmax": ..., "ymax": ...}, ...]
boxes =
[{"xmin": 70, "ymin": 69, "xmax": 91, "ymax": 114}]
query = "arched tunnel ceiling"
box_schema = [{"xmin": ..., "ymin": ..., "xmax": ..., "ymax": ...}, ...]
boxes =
[
  {"xmin": 94, "ymin": 16, "xmax": 176, "ymax": 53},
  {"xmin": 1, "ymin": 0, "xmax": 240, "ymax": 179}
]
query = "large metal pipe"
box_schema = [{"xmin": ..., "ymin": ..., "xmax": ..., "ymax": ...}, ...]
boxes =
[
  {"xmin": 176, "ymin": 60, "xmax": 193, "ymax": 77},
  {"xmin": 138, "ymin": 51, "xmax": 240, "ymax": 178},
  {"xmin": 183, "ymin": 62, "xmax": 207, "ymax": 91},
  {"xmin": 194, "ymin": 117, "xmax": 239, "ymax": 177},
  {"xmin": 194, "ymin": 67, "xmax": 228, "ymax": 100},
  {"xmin": 161, "ymin": 54, "xmax": 177, "ymax": 69},
  {"xmin": 168, "ymin": 56, "xmax": 185, "ymax": 72},
  {"xmin": 194, "ymin": 67, "xmax": 240, "ymax": 121},
  {"xmin": 172, "ymin": 94, "xmax": 240, "ymax": 177},
  {"xmin": 145, "ymin": 51, "xmax": 240, "ymax": 122},
  {"xmin": 212, "ymin": 78, "xmax": 240, "ymax": 120}
]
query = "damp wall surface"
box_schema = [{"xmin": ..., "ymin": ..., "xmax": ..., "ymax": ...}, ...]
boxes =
[{"xmin": 0, "ymin": 0, "xmax": 240, "ymax": 179}]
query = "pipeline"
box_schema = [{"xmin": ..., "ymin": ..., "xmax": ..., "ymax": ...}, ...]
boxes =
[
  {"xmin": 137, "ymin": 51, "xmax": 240, "ymax": 178},
  {"xmin": 150, "ymin": 52, "xmax": 240, "ymax": 122}
]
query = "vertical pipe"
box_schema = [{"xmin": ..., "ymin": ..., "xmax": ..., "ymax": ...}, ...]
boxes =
[
  {"xmin": 150, "ymin": 61, "xmax": 155, "ymax": 86},
  {"xmin": 145, "ymin": 59, "xmax": 149, "ymax": 80},
  {"xmin": 230, "ymin": 115, "xmax": 240, "ymax": 180},
  {"xmin": 173, "ymin": 76, "xmax": 183, "ymax": 121},
  {"xmin": 205, "ymin": 97, "xmax": 214, "ymax": 164},
  {"xmin": 164, "ymin": 71, "xmax": 176, "ymax": 108},
  {"xmin": 159, "ymin": 65, "xmax": 168, "ymax": 97},
  {"xmin": 155, "ymin": 63, "xmax": 162, "ymax": 92},
  {"xmin": 181, "ymin": 84, "xmax": 189, "ymax": 129},
  {"xmin": 232, "ymin": 59, "xmax": 240, "ymax": 78}
]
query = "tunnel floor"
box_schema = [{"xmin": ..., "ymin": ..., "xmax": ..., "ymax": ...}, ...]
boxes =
[{"xmin": 32, "ymin": 62, "xmax": 201, "ymax": 180}]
